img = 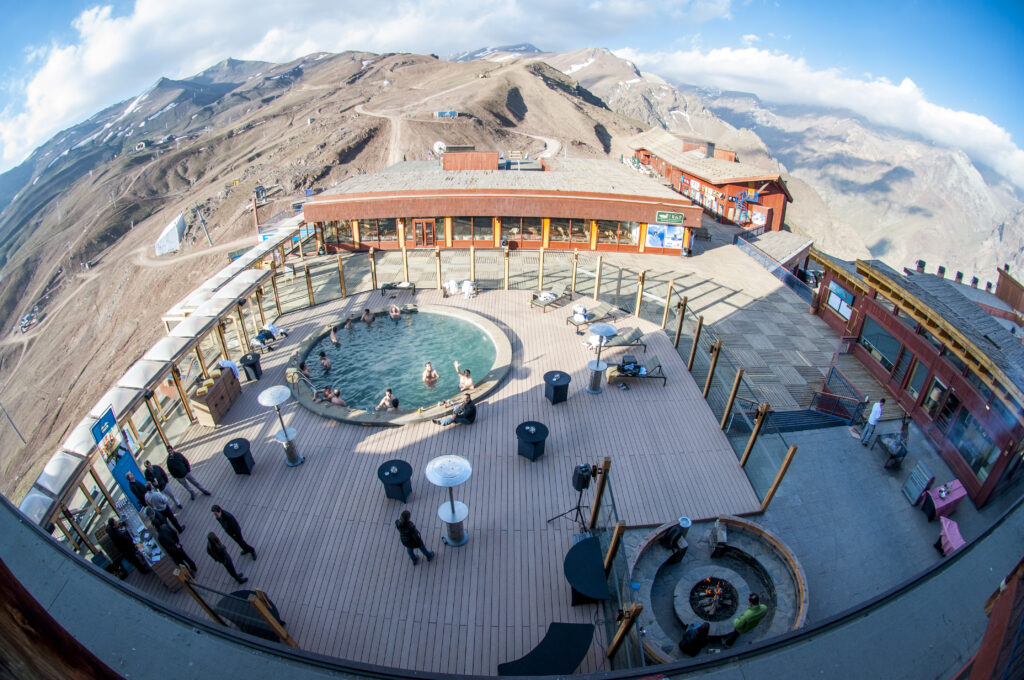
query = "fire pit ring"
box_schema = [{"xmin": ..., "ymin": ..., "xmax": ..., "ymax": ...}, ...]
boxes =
[{"xmin": 672, "ymin": 565, "xmax": 751, "ymax": 636}]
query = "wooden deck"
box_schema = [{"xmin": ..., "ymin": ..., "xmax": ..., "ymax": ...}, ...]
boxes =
[{"xmin": 131, "ymin": 289, "xmax": 760, "ymax": 676}]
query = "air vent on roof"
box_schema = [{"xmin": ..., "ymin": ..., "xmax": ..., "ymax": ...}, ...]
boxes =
[{"xmin": 983, "ymin": 334, "xmax": 1001, "ymax": 349}]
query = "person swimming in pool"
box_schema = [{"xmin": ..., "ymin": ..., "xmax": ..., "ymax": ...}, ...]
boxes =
[
  {"xmin": 361, "ymin": 308, "xmax": 375, "ymax": 325},
  {"xmin": 319, "ymin": 351, "xmax": 331, "ymax": 371},
  {"xmin": 422, "ymin": 362, "xmax": 439, "ymax": 386},
  {"xmin": 389, "ymin": 304, "xmax": 401, "ymax": 321},
  {"xmin": 299, "ymin": 362, "xmax": 311, "ymax": 378},
  {"xmin": 329, "ymin": 325, "xmax": 339, "ymax": 345},
  {"xmin": 454, "ymin": 360, "xmax": 474, "ymax": 391}
]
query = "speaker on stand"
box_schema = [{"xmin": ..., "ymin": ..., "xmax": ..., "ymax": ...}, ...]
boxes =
[{"xmin": 548, "ymin": 464, "xmax": 592, "ymax": 531}]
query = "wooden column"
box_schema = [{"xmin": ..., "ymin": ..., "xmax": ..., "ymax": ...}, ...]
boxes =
[
  {"xmin": 503, "ymin": 248, "xmax": 510, "ymax": 290},
  {"xmin": 125, "ymin": 415, "xmax": 141, "ymax": 449},
  {"xmin": 593, "ymin": 256, "xmax": 603, "ymax": 299},
  {"xmin": 603, "ymin": 522, "xmax": 626, "ymax": 576},
  {"xmin": 145, "ymin": 395, "xmax": 170, "ymax": 450},
  {"xmin": 77, "ymin": 481, "xmax": 103, "ymax": 518},
  {"xmin": 368, "ymin": 248, "xmax": 378, "ymax": 290},
  {"xmin": 537, "ymin": 248, "xmax": 545, "ymax": 290},
  {"xmin": 469, "ymin": 246, "xmax": 476, "ymax": 282},
  {"xmin": 588, "ymin": 457, "xmax": 612, "ymax": 529},
  {"xmin": 571, "ymin": 249, "xmax": 578, "ymax": 295},
  {"xmin": 434, "ymin": 248, "xmax": 442, "ymax": 290},
  {"xmin": 270, "ymin": 275, "xmax": 282, "ymax": 315},
  {"xmin": 249, "ymin": 590, "xmax": 299, "ymax": 647},
  {"xmin": 760, "ymin": 445, "xmax": 798, "ymax": 511},
  {"xmin": 170, "ymin": 367, "xmax": 195, "ymax": 422},
  {"xmin": 60, "ymin": 504, "xmax": 98, "ymax": 555},
  {"xmin": 304, "ymin": 265, "xmax": 315, "ymax": 307},
  {"xmin": 194, "ymin": 345, "xmax": 209, "ymax": 379},
  {"xmin": 721, "ymin": 368, "xmax": 745, "ymax": 429},
  {"xmin": 634, "ymin": 271, "xmax": 646, "ymax": 318},
  {"xmin": 176, "ymin": 566, "xmax": 228, "ymax": 626},
  {"xmin": 247, "ymin": 295, "xmax": 261, "ymax": 332},
  {"xmin": 336, "ymin": 254, "xmax": 348, "ymax": 297},
  {"xmin": 661, "ymin": 280, "xmax": 675, "ymax": 328},
  {"xmin": 740, "ymin": 403, "xmax": 770, "ymax": 467},
  {"xmin": 254, "ymin": 290, "xmax": 267, "ymax": 326},
  {"xmin": 703, "ymin": 340, "xmax": 722, "ymax": 398},
  {"xmin": 687, "ymin": 316, "xmax": 704, "ymax": 370},
  {"xmin": 53, "ymin": 517, "xmax": 77, "ymax": 548},
  {"xmin": 401, "ymin": 247, "xmax": 410, "ymax": 283},
  {"xmin": 606, "ymin": 602, "xmax": 643, "ymax": 659},
  {"xmin": 215, "ymin": 322, "xmax": 230, "ymax": 361},
  {"xmin": 674, "ymin": 296, "xmax": 688, "ymax": 348},
  {"xmin": 235, "ymin": 305, "xmax": 251, "ymax": 354},
  {"xmin": 88, "ymin": 466, "xmax": 117, "ymax": 509}
]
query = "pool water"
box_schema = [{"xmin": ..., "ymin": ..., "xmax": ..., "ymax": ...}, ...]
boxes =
[{"xmin": 304, "ymin": 312, "xmax": 497, "ymax": 411}]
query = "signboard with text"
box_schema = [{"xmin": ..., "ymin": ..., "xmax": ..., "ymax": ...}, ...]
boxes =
[{"xmin": 655, "ymin": 211, "xmax": 685, "ymax": 224}]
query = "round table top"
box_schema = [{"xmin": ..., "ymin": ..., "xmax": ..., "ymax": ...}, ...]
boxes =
[
  {"xmin": 587, "ymin": 360, "xmax": 608, "ymax": 371},
  {"xmin": 438, "ymin": 500, "xmax": 469, "ymax": 523},
  {"xmin": 377, "ymin": 459, "xmax": 412, "ymax": 484},
  {"xmin": 274, "ymin": 427, "xmax": 297, "ymax": 443},
  {"xmin": 224, "ymin": 438, "xmax": 250, "ymax": 457},
  {"xmin": 589, "ymin": 322, "xmax": 618, "ymax": 338},
  {"xmin": 258, "ymin": 385, "xmax": 292, "ymax": 407},
  {"xmin": 516, "ymin": 421, "xmax": 549, "ymax": 442},
  {"xmin": 543, "ymin": 370, "xmax": 571, "ymax": 386},
  {"xmin": 425, "ymin": 455, "xmax": 472, "ymax": 487},
  {"xmin": 241, "ymin": 352, "xmax": 260, "ymax": 364}
]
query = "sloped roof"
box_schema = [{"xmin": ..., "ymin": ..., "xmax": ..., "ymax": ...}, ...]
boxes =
[{"xmin": 626, "ymin": 128, "xmax": 791, "ymax": 199}]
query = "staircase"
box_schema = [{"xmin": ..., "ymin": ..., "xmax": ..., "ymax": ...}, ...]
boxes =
[{"xmin": 766, "ymin": 409, "xmax": 849, "ymax": 433}]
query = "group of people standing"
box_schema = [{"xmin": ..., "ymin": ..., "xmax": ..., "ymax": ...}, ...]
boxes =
[{"xmin": 118, "ymin": 446, "xmax": 258, "ymax": 585}]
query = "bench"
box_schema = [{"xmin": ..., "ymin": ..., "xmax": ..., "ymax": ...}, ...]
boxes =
[
  {"xmin": 497, "ymin": 623, "xmax": 594, "ymax": 676},
  {"xmin": 605, "ymin": 356, "xmax": 667, "ymax": 387},
  {"xmin": 380, "ymin": 282, "xmax": 415, "ymax": 296},
  {"xmin": 693, "ymin": 225, "xmax": 712, "ymax": 241}
]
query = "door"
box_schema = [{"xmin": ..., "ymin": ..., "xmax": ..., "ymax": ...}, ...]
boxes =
[{"xmin": 413, "ymin": 219, "xmax": 435, "ymax": 247}]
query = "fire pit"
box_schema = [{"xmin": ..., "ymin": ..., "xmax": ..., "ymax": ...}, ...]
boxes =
[{"xmin": 688, "ymin": 576, "xmax": 739, "ymax": 622}]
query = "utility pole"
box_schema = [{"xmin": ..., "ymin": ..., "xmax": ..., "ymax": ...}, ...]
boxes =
[
  {"xmin": 193, "ymin": 205, "xmax": 213, "ymax": 247},
  {"xmin": 0, "ymin": 398, "xmax": 26, "ymax": 445}
]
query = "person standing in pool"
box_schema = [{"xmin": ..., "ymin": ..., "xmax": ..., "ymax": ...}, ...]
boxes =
[
  {"xmin": 361, "ymin": 308, "xmax": 375, "ymax": 325},
  {"xmin": 376, "ymin": 388, "xmax": 397, "ymax": 411},
  {"xmin": 319, "ymin": 351, "xmax": 331, "ymax": 371},
  {"xmin": 299, "ymin": 362, "xmax": 311, "ymax": 378},
  {"xmin": 389, "ymin": 304, "xmax": 401, "ymax": 321},
  {"xmin": 422, "ymin": 362, "xmax": 439, "ymax": 386},
  {"xmin": 329, "ymin": 326, "xmax": 339, "ymax": 345},
  {"xmin": 454, "ymin": 360, "xmax": 474, "ymax": 390}
]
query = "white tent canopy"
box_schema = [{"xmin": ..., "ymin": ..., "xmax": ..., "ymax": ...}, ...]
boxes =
[{"xmin": 155, "ymin": 212, "xmax": 187, "ymax": 256}]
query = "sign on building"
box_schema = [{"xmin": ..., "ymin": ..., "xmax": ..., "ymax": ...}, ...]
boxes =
[{"xmin": 655, "ymin": 211, "xmax": 685, "ymax": 224}]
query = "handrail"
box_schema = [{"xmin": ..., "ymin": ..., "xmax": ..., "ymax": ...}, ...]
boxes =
[{"xmin": 811, "ymin": 390, "xmax": 861, "ymax": 405}]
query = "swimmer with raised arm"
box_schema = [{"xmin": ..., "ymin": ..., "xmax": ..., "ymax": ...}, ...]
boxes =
[
  {"xmin": 454, "ymin": 360, "xmax": 474, "ymax": 391},
  {"xmin": 389, "ymin": 304, "xmax": 401, "ymax": 321},
  {"xmin": 361, "ymin": 308, "xmax": 375, "ymax": 325}
]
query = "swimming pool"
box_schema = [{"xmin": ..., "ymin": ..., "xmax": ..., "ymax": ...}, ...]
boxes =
[{"xmin": 303, "ymin": 310, "xmax": 498, "ymax": 411}]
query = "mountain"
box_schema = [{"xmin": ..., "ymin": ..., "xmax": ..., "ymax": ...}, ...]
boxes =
[{"xmin": 447, "ymin": 44, "xmax": 542, "ymax": 62}]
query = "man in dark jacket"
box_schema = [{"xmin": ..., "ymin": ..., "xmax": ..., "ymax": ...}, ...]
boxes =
[
  {"xmin": 144, "ymin": 459, "xmax": 181, "ymax": 508},
  {"xmin": 395, "ymin": 510, "xmax": 434, "ymax": 565},
  {"xmin": 434, "ymin": 393, "xmax": 476, "ymax": 426},
  {"xmin": 165, "ymin": 446, "xmax": 211, "ymax": 500},
  {"xmin": 125, "ymin": 472, "xmax": 148, "ymax": 508},
  {"xmin": 155, "ymin": 521, "xmax": 197, "ymax": 574},
  {"xmin": 106, "ymin": 517, "xmax": 151, "ymax": 574},
  {"xmin": 212, "ymin": 505, "xmax": 256, "ymax": 559}
]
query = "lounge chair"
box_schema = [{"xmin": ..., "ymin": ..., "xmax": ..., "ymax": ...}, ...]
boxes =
[
  {"xmin": 606, "ymin": 355, "xmax": 666, "ymax": 387},
  {"xmin": 566, "ymin": 301, "xmax": 613, "ymax": 330},
  {"xmin": 600, "ymin": 327, "xmax": 647, "ymax": 354},
  {"xmin": 530, "ymin": 283, "xmax": 569, "ymax": 312}
]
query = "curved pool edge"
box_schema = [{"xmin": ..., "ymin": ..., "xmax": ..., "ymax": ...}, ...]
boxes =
[{"xmin": 285, "ymin": 304, "xmax": 512, "ymax": 427}]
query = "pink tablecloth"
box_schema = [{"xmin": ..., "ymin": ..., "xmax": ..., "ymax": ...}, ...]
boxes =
[
  {"xmin": 939, "ymin": 517, "xmax": 965, "ymax": 556},
  {"xmin": 926, "ymin": 479, "xmax": 967, "ymax": 518}
]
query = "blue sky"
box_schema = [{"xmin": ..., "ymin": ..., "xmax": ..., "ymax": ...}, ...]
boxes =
[{"xmin": 0, "ymin": 0, "xmax": 1022, "ymax": 186}]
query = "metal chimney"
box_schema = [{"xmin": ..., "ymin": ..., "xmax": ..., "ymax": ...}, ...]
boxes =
[
  {"xmin": 971, "ymin": 276, "xmax": 979, "ymax": 288},
  {"xmin": 986, "ymin": 282, "xmax": 993, "ymax": 292},
  {"xmin": 937, "ymin": 266, "xmax": 946, "ymax": 279},
  {"xmin": 915, "ymin": 260, "xmax": 926, "ymax": 273},
  {"xmin": 705, "ymin": 142, "xmax": 716, "ymax": 159},
  {"xmin": 954, "ymin": 271, "xmax": 964, "ymax": 283}
]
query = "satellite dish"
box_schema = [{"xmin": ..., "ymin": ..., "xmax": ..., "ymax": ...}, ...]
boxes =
[{"xmin": 433, "ymin": 141, "xmax": 447, "ymax": 156}]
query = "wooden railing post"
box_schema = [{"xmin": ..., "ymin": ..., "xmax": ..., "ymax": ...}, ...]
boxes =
[
  {"xmin": 503, "ymin": 248, "xmax": 510, "ymax": 290},
  {"xmin": 721, "ymin": 368, "xmax": 744, "ymax": 429},
  {"xmin": 537, "ymin": 248, "xmax": 545, "ymax": 290},
  {"xmin": 606, "ymin": 602, "xmax": 643, "ymax": 659},
  {"xmin": 270, "ymin": 275, "xmax": 282, "ymax": 315},
  {"xmin": 603, "ymin": 522, "xmax": 626, "ymax": 576},
  {"xmin": 336, "ymin": 254, "xmax": 347, "ymax": 297},
  {"xmin": 469, "ymin": 245, "xmax": 476, "ymax": 282},
  {"xmin": 194, "ymin": 345, "xmax": 209, "ymax": 379},
  {"xmin": 661, "ymin": 280, "xmax": 675, "ymax": 328},
  {"xmin": 687, "ymin": 315, "xmax": 704, "ymax": 371},
  {"xmin": 571, "ymin": 249, "xmax": 579, "ymax": 295},
  {"xmin": 170, "ymin": 366, "xmax": 195, "ymax": 423},
  {"xmin": 254, "ymin": 290, "xmax": 267, "ymax": 326},
  {"xmin": 236, "ymin": 303, "xmax": 252, "ymax": 353},
  {"xmin": 740, "ymin": 403, "xmax": 770, "ymax": 467},
  {"xmin": 703, "ymin": 340, "xmax": 722, "ymax": 398},
  {"xmin": 175, "ymin": 566, "xmax": 228, "ymax": 626},
  {"xmin": 215, "ymin": 322, "xmax": 230, "ymax": 361},
  {"xmin": 249, "ymin": 590, "xmax": 299, "ymax": 648},
  {"xmin": 434, "ymin": 247, "xmax": 442, "ymax": 290},
  {"xmin": 593, "ymin": 256, "xmax": 603, "ymax": 299},
  {"xmin": 368, "ymin": 248, "xmax": 378, "ymax": 290},
  {"xmin": 401, "ymin": 246, "xmax": 409, "ymax": 283},
  {"xmin": 760, "ymin": 445, "xmax": 798, "ymax": 511},
  {"xmin": 303, "ymin": 264, "xmax": 314, "ymax": 307},
  {"xmin": 145, "ymin": 395, "xmax": 170, "ymax": 449},
  {"xmin": 588, "ymin": 458, "xmax": 612, "ymax": 529},
  {"xmin": 634, "ymin": 271, "xmax": 646, "ymax": 318},
  {"xmin": 674, "ymin": 296, "xmax": 688, "ymax": 349}
]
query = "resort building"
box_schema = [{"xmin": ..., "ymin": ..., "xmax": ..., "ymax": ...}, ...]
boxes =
[
  {"xmin": 810, "ymin": 250, "xmax": 1024, "ymax": 506},
  {"xmin": 625, "ymin": 128, "xmax": 793, "ymax": 232},
  {"xmin": 301, "ymin": 157, "xmax": 705, "ymax": 256}
]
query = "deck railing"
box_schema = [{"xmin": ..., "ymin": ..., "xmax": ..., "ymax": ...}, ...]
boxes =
[{"xmin": 732, "ymin": 233, "xmax": 815, "ymax": 304}]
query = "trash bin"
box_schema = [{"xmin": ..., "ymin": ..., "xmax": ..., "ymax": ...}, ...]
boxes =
[{"xmin": 240, "ymin": 352, "xmax": 262, "ymax": 381}]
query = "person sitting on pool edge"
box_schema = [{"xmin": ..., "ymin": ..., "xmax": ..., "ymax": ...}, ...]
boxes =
[
  {"xmin": 361, "ymin": 308, "xmax": 375, "ymax": 325},
  {"xmin": 422, "ymin": 362, "xmax": 439, "ymax": 386},
  {"xmin": 329, "ymin": 325, "xmax": 339, "ymax": 345},
  {"xmin": 454, "ymin": 360, "xmax": 474, "ymax": 390},
  {"xmin": 389, "ymin": 304, "xmax": 401, "ymax": 321},
  {"xmin": 314, "ymin": 387, "xmax": 346, "ymax": 406},
  {"xmin": 434, "ymin": 393, "xmax": 476, "ymax": 426},
  {"xmin": 376, "ymin": 388, "xmax": 399, "ymax": 411},
  {"xmin": 299, "ymin": 362, "xmax": 311, "ymax": 378},
  {"xmin": 319, "ymin": 351, "xmax": 331, "ymax": 371}
]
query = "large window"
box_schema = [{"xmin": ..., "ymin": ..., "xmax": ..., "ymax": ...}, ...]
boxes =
[
  {"xmin": 922, "ymin": 376, "xmax": 949, "ymax": 419},
  {"xmin": 521, "ymin": 217, "xmax": 542, "ymax": 243},
  {"xmin": 452, "ymin": 216, "xmax": 475, "ymax": 241},
  {"xmin": 892, "ymin": 348, "xmax": 914, "ymax": 387},
  {"xmin": 377, "ymin": 218, "xmax": 398, "ymax": 242},
  {"xmin": 906, "ymin": 361, "xmax": 928, "ymax": 400},
  {"xmin": 597, "ymin": 220, "xmax": 619, "ymax": 245},
  {"xmin": 570, "ymin": 219, "xmax": 590, "ymax": 244},
  {"xmin": 500, "ymin": 216, "xmax": 522, "ymax": 242},
  {"xmin": 826, "ymin": 281, "xmax": 854, "ymax": 320},
  {"xmin": 549, "ymin": 218, "xmax": 570, "ymax": 243},
  {"xmin": 966, "ymin": 371, "xmax": 994, "ymax": 402},
  {"xmin": 949, "ymin": 409, "xmax": 1000, "ymax": 482},
  {"xmin": 942, "ymin": 349, "xmax": 967, "ymax": 374},
  {"xmin": 859, "ymin": 315, "xmax": 901, "ymax": 372},
  {"xmin": 359, "ymin": 219, "xmax": 378, "ymax": 244}
]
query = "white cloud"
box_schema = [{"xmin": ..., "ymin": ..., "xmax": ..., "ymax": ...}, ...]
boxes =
[
  {"xmin": 616, "ymin": 46, "xmax": 1024, "ymax": 190},
  {"xmin": 741, "ymin": 34, "xmax": 759, "ymax": 46}
]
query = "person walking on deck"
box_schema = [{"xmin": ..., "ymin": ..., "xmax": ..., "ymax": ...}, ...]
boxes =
[
  {"xmin": 395, "ymin": 510, "xmax": 434, "ymax": 565},
  {"xmin": 207, "ymin": 533, "xmax": 247, "ymax": 584},
  {"xmin": 212, "ymin": 505, "xmax": 256, "ymax": 560},
  {"xmin": 166, "ymin": 446, "xmax": 211, "ymax": 500}
]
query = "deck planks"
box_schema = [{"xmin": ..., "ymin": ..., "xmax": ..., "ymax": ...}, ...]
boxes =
[{"xmin": 129, "ymin": 288, "xmax": 759, "ymax": 675}]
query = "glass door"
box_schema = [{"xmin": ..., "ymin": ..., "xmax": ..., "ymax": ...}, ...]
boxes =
[{"xmin": 413, "ymin": 219, "xmax": 435, "ymax": 247}]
